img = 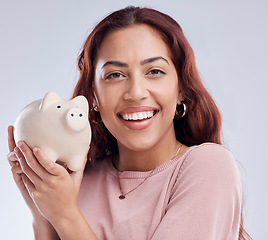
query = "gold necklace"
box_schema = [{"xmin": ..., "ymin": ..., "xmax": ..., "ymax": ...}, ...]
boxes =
[{"xmin": 116, "ymin": 144, "xmax": 183, "ymax": 200}]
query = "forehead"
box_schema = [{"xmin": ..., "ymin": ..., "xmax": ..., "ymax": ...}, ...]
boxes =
[{"xmin": 96, "ymin": 24, "xmax": 171, "ymax": 62}]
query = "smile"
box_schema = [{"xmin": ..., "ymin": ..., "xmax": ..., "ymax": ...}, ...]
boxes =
[
  {"xmin": 117, "ymin": 107, "xmax": 159, "ymax": 130},
  {"xmin": 120, "ymin": 111, "xmax": 157, "ymax": 121}
]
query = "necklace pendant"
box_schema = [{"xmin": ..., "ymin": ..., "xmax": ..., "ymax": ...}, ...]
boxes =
[{"xmin": 119, "ymin": 194, "xmax": 126, "ymax": 200}]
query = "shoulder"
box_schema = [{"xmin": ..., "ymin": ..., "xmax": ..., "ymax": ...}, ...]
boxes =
[
  {"xmin": 186, "ymin": 142, "xmax": 234, "ymax": 161},
  {"xmin": 164, "ymin": 144, "xmax": 242, "ymax": 239},
  {"xmin": 182, "ymin": 143, "xmax": 237, "ymax": 169},
  {"xmin": 177, "ymin": 143, "xmax": 241, "ymax": 186}
]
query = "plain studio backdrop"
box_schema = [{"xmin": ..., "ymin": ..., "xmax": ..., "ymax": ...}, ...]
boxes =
[{"xmin": 0, "ymin": 0, "xmax": 267, "ymax": 239}]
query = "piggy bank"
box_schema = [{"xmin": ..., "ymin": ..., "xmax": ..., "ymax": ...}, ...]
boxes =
[{"xmin": 14, "ymin": 92, "xmax": 91, "ymax": 171}]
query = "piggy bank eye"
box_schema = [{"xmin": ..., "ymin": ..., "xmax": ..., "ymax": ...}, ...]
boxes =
[{"xmin": 57, "ymin": 105, "xmax": 62, "ymax": 109}]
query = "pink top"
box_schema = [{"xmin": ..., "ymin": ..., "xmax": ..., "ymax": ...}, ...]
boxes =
[{"xmin": 78, "ymin": 143, "xmax": 242, "ymax": 240}]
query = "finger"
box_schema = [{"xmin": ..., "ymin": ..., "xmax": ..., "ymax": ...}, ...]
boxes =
[
  {"xmin": 7, "ymin": 151, "xmax": 18, "ymax": 167},
  {"xmin": 7, "ymin": 125, "xmax": 16, "ymax": 152},
  {"xmin": 11, "ymin": 162, "xmax": 23, "ymax": 175},
  {"xmin": 14, "ymin": 146, "xmax": 42, "ymax": 187},
  {"xmin": 10, "ymin": 164, "xmax": 36, "ymax": 207},
  {"xmin": 33, "ymin": 147, "xmax": 66, "ymax": 176},
  {"xmin": 21, "ymin": 173, "xmax": 35, "ymax": 197},
  {"xmin": 17, "ymin": 141, "xmax": 50, "ymax": 181},
  {"xmin": 11, "ymin": 162, "xmax": 26, "ymax": 190}
]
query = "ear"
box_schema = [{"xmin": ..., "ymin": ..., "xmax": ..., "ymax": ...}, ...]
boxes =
[
  {"xmin": 72, "ymin": 95, "xmax": 89, "ymax": 113},
  {"xmin": 39, "ymin": 92, "xmax": 62, "ymax": 112},
  {"xmin": 177, "ymin": 90, "xmax": 184, "ymax": 105},
  {"xmin": 92, "ymin": 91, "xmax": 99, "ymax": 108}
]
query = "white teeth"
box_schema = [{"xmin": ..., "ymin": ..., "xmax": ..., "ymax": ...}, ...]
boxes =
[
  {"xmin": 121, "ymin": 111, "xmax": 155, "ymax": 121},
  {"xmin": 133, "ymin": 113, "xmax": 138, "ymax": 120}
]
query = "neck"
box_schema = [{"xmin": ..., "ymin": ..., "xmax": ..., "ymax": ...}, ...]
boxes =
[{"xmin": 116, "ymin": 136, "xmax": 182, "ymax": 172}]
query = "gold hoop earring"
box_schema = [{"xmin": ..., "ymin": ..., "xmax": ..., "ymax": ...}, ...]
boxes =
[
  {"xmin": 93, "ymin": 106, "xmax": 99, "ymax": 112},
  {"xmin": 175, "ymin": 102, "xmax": 187, "ymax": 118}
]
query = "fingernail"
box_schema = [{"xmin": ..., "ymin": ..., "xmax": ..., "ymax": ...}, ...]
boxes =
[
  {"xmin": 7, "ymin": 152, "xmax": 17, "ymax": 161},
  {"xmin": 17, "ymin": 141, "xmax": 23, "ymax": 147},
  {"xmin": 14, "ymin": 147, "xmax": 19, "ymax": 153},
  {"xmin": 7, "ymin": 152, "xmax": 14, "ymax": 158},
  {"xmin": 33, "ymin": 147, "xmax": 38, "ymax": 153}
]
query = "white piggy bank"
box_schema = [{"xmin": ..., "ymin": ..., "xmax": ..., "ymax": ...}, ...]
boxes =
[{"xmin": 14, "ymin": 92, "xmax": 91, "ymax": 171}]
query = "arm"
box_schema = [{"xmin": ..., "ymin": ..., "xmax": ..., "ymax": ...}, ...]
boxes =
[
  {"xmin": 152, "ymin": 144, "xmax": 242, "ymax": 240},
  {"xmin": 10, "ymin": 131, "xmax": 97, "ymax": 239},
  {"xmin": 7, "ymin": 126, "xmax": 58, "ymax": 240}
]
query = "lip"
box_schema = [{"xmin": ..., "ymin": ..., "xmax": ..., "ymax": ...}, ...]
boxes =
[{"xmin": 117, "ymin": 106, "xmax": 159, "ymax": 130}]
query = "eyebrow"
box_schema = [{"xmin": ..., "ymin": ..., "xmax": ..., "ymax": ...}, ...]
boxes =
[
  {"xmin": 101, "ymin": 61, "xmax": 128, "ymax": 69},
  {"xmin": 141, "ymin": 56, "xmax": 169, "ymax": 65},
  {"xmin": 101, "ymin": 56, "xmax": 169, "ymax": 69}
]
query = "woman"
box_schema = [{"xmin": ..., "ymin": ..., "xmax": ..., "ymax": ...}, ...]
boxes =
[{"xmin": 7, "ymin": 6, "xmax": 251, "ymax": 240}]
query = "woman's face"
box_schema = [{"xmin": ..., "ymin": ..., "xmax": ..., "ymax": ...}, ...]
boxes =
[{"xmin": 94, "ymin": 24, "xmax": 182, "ymax": 152}]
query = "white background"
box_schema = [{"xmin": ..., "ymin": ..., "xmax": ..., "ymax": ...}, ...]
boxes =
[{"xmin": 0, "ymin": 0, "xmax": 267, "ymax": 239}]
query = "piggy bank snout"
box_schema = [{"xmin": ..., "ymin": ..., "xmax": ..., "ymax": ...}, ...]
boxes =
[{"xmin": 65, "ymin": 107, "xmax": 88, "ymax": 132}]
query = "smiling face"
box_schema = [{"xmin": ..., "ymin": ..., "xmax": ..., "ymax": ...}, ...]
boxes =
[{"xmin": 94, "ymin": 24, "xmax": 182, "ymax": 153}]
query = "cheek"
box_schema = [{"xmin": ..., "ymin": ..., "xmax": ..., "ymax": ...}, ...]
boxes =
[
  {"xmin": 96, "ymin": 86, "xmax": 121, "ymax": 119},
  {"xmin": 154, "ymin": 80, "xmax": 179, "ymax": 106},
  {"xmin": 156, "ymin": 86, "xmax": 179, "ymax": 119}
]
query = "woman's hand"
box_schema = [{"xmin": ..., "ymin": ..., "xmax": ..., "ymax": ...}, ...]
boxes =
[
  {"xmin": 13, "ymin": 136, "xmax": 86, "ymax": 227},
  {"xmin": 7, "ymin": 125, "xmax": 58, "ymax": 239},
  {"xmin": 7, "ymin": 125, "xmax": 96, "ymax": 239},
  {"xmin": 7, "ymin": 125, "xmax": 43, "ymax": 218}
]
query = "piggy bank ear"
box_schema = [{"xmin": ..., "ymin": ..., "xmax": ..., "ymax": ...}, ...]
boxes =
[
  {"xmin": 72, "ymin": 95, "xmax": 89, "ymax": 113},
  {"xmin": 39, "ymin": 92, "xmax": 62, "ymax": 112}
]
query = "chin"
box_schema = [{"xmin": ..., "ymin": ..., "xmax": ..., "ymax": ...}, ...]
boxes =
[{"xmin": 118, "ymin": 135, "xmax": 160, "ymax": 152}]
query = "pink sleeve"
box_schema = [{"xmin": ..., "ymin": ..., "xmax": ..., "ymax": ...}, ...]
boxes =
[{"xmin": 151, "ymin": 144, "xmax": 242, "ymax": 240}]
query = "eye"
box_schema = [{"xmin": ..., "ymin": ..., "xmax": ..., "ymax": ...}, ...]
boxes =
[
  {"xmin": 147, "ymin": 69, "xmax": 165, "ymax": 76},
  {"xmin": 57, "ymin": 105, "xmax": 62, "ymax": 109},
  {"xmin": 105, "ymin": 72, "xmax": 125, "ymax": 80}
]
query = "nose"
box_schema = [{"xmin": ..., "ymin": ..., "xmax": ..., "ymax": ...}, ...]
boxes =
[
  {"xmin": 66, "ymin": 107, "xmax": 88, "ymax": 132},
  {"xmin": 123, "ymin": 76, "xmax": 149, "ymax": 101}
]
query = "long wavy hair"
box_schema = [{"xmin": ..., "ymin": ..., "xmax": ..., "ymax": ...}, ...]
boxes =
[{"xmin": 72, "ymin": 6, "xmax": 251, "ymax": 239}]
